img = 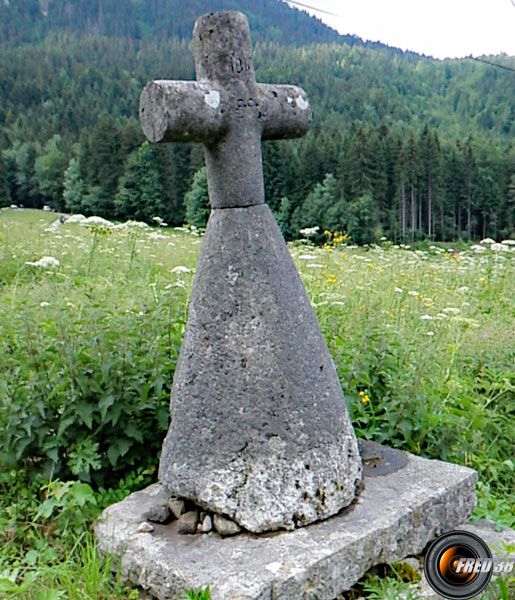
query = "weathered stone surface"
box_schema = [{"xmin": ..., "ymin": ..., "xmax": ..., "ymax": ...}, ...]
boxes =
[
  {"xmin": 126, "ymin": 483, "xmax": 172, "ymax": 525},
  {"xmin": 159, "ymin": 204, "xmax": 362, "ymax": 533},
  {"xmin": 140, "ymin": 10, "xmax": 359, "ymax": 534},
  {"xmin": 213, "ymin": 514, "xmax": 241, "ymax": 537},
  {"xmin": 139, "ymin": 12, "xmax": 311, "ymax": 210},
  {"xmin": 94, "ymin": 443, "xmax": 477, "ymax": 600},
  {"xmin": 176, "ymin": 511, "xmax": 199, "ymax": 535}
]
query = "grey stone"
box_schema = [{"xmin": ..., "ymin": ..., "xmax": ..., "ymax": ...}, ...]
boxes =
[
  {"xmin": 94, "ymin": 444, "xmax": 477, "ymax": 600},
  {"xmin": 117, "ymin": 483, "xmax": 172, "ymax": 527},
  {"xmin": 139, "ymin": 11, "xmax": 311, "ymax": 210},
  {"xmin": 143, "ymin": 502, "xmax": 170, "ymax": 524},
  {"xmin": 140, "ymin": 10, "xmax": 361, "ymax": 534},
  {"xmin": 167, "ymin": 498, "xmax": 186, "ymax": 520},
  {"xmin": 158, "ymin": 204, "xmax": 362, "ymax": 533},
  {"xmin": 137, "ymin": 522, "xmax": 155, "ymax": 533},
  {"xmin": 176, "ymin": 511, "xmax": 199, "ymax": 535},
  {"xmin": 198, "ymin": 514, "xmax": 213, "ymax": 534},
  {"xmin": 213, "ymin": 514, "xmax": 241, "ymax": 537},
  {"xmin": 401, "ymin": 556, "xmax": 422, "ymax": 573}
]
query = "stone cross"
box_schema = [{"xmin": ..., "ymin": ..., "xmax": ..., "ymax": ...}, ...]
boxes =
[
  {"xmin": 139, "ymin": 11, "xmax": 310, "ymax": 209},
  {"xmin": 140, "ymin": 11, "xmax": 361, "ymax": 534}
]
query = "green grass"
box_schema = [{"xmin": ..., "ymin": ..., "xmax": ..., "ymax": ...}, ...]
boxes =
[{"xmin": 0, "ymin": 208, "xmax": 514, "ymax": 598}]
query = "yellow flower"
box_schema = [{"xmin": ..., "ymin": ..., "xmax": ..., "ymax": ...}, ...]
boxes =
[
  {"xmin": 425, "ymin": 301, "xmax": 432, "ymax": 308},
  {"xmin": 361, "ymin": 394, "xmax": 370, "ymax": 404},
  {"xmin": 327, "ymin": 274, "xmax": 337, "ymax": 284}
]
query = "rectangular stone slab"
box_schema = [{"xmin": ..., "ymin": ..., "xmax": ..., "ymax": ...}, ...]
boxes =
[{"xmin": 95, "ymin": 445, "xmax": 477, "ymax": 600}]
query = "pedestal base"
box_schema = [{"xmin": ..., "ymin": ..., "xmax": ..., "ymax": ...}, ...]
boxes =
[{"xmin": 94, "ymin": 442, "xmax": 477, "ymax": 600}]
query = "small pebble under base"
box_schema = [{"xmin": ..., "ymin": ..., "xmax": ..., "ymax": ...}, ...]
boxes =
[{"xmin": 94, "ymin": 442, "xmax": 477, "ymax": 600}]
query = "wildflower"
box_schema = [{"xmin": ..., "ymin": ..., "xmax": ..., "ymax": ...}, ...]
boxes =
[
  {"xmin": 171, "ymin": 266, "xmax": 191, "ymax": 274},
  {"xmin": 479, "ymin": 238, "xmax": 496, "ymax": 245},
  {"xmin": 424, "ymin": 300, "xmax": 432, "ymax": 308},
  {"xmin": 299, "ymin": 226, "xmax": 319, "ymax": 238},
  {"xmin": 64, "ymin": 214, "xmax": 86, "ymax": 224},
  {"xmin": 501, "ymin": 239, "xmax": 515, "ymax": 246},
  {"xmin": 420, "ymin": 315, "xmax": 433, "ymax": 320},
  {"xmin": 458, "ymin": 286, "xmax": 469, "ymax": 293},
  {"xmin": 408, "ymin": 290, "xmax": 419, "ymax": 296},
  {"xmin": 40, "ymin": 301, "xmax": 50, "ymax": 308},
  {"xmin": 326, "ymin": 275, "xmax": 337, "ymax": 284},
  {"xmin": 298, "ymin": 254, "xmax": 318, "ymax": 260},
  {"xmin": 426, "ymin": 331, "xmax": 435, "ymax": 336},
  {"xmin": 306, "ymin": 263, "xmax": 323, "ymax": 268},
  {"xmin": 80, "ymin": 216, "xmax": 114, "ymax": 228},
  {"xmin": 491, "ymin": 243, "xmax": 510, "ymax": 252},
  {"xmin": 394, "ymin": 287, "xmax": 403, "ymax": 294},
  {"xmin": 359, "ymin": 391, "xmax": 370, "ymax": 404},
  {"xmin": 479, "ymin": 277, "xmax": 486, "ymax": 283},
  {"xmin": 26, "ymin": 256, "xmax": 60, "ymax": 268},
  {"xmin": 442, "ymin": 307, "xmax": 460, "ymax": 314}
]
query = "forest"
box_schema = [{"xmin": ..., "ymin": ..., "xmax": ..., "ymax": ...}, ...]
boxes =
[{"xmin": 0, "ymin": 0, "xmax": 514, "ymax": 243}]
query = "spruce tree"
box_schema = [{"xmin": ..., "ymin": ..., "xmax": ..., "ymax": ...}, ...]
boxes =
[
  {"xmin": 115, "ymin": 142, "xmax": 165, "ymax": 222},
  {"xmin": 184, "ymin": 166, "xmax": 210, "ymax": 228},
  {"xmin": 63, "ymin": 157, "xmax": 86, "ymax": 213}
]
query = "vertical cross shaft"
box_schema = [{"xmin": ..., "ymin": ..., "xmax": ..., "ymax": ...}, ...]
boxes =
[
  {"xmin": 139, "ymin": 11, "xmax": 311, "ymax": 208},
  {"xmin": 139, "ymin": 11, "xmax": 361, "ymax": 534}
]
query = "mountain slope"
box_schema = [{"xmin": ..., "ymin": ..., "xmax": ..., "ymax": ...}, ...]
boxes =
[{"xmin": 0, "ymin": 0, "xmax": 361, "ymax": 46}]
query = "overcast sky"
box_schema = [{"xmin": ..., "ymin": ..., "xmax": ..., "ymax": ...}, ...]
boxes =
[{"xmin": 285, "ymin": 0, "xmax": 515, "ymax": 59}]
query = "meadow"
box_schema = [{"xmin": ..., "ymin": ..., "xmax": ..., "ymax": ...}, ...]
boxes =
[{"xmin": 0, "ymin": 208, "xmax": 514, "ymax": 599}]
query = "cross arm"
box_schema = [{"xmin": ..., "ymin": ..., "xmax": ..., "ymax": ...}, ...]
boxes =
[
  {"xmin": 139, "ymin": 80, "xmax": 226, "ymax": 144},
  {"xmin": 258, "ymin": 84, "xmax": 312, "ymax": 141}
]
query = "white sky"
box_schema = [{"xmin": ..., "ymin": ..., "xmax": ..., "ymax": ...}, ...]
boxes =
[{"xmin": 285, "ymin": 0, "xmax": 515, "ymax": 59}]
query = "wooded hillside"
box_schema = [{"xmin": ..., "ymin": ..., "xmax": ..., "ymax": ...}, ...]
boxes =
[{"xmin": 0, "ymin": 0, "xmax": 513, "ymax": 242}]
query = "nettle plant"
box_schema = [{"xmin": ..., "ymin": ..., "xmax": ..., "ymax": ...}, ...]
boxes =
[{"xmin": 0, "ymin": 278, "xmax": 186, "ymax": 488}]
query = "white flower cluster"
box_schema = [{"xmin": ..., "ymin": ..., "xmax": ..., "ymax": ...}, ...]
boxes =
[
  {"xmin": 299, "ymin": 226, "xmax": 320, "ymax": 237},
  {"xmin": 80, "ymin": 216, "xmax": 114, "ymax": 228},
  {"xmin": 64, "ymin": 214, "xmax": 86, "ymax": 224},
  {"xmin": 26, "ymin": 256, "xmax": 60, "ymax": 269}
]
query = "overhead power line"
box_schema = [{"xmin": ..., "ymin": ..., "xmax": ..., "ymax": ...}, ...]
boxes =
[
  {"xmin": 470, "ymin": 56, "xmax": 515, "ymax": 73},
  {"xmin": 285, "ymin": 0, "xmax": 339, "ymax": 17},
  {"xmin": 285, "ymin": 0, "xmax": 515, "ymax": 73}
]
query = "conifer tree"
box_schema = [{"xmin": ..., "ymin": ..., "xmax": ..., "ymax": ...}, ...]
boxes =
[
  {"xmin": 184, "ymin": 166, "xmax": 210, "ymax": 228},
  {"xmin": 115, "ymin": 142, "xmax": 165, "ymax": 222},
  {"xmin": 63, "ymin": 157, "xmax": 85, "ymax": 213}
]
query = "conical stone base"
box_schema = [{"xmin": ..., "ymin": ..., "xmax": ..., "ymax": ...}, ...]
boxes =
[{"xmin": 159, "ymin": 204, "xmax": 361, "ymax": 533}]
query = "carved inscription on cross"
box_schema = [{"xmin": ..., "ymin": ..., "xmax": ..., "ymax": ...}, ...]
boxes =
[{"xmin": 139, "ymin": 11, "xmax": 311, "ymax": 209}]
